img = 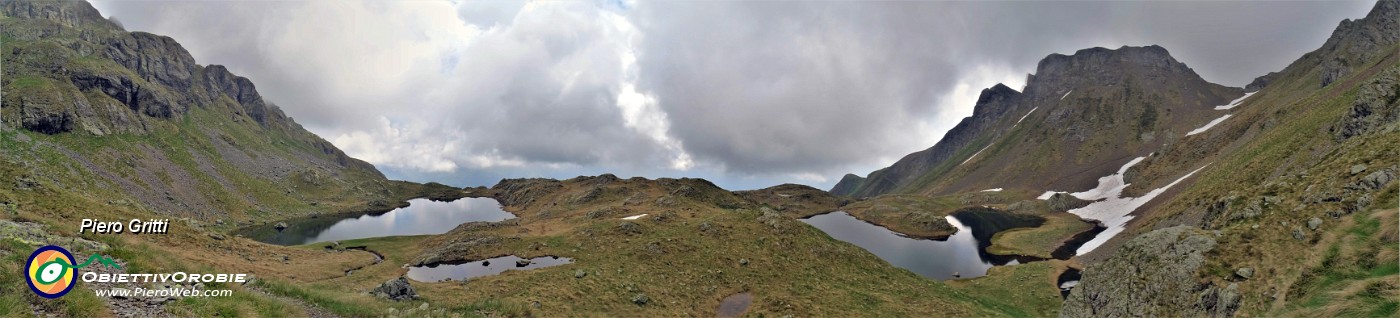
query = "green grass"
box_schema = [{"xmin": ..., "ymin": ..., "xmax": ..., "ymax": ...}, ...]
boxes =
[
  {"xmin": 251, "ymin": 279, "xmax": 388, "ymax": 317},
  {"xmin": 988, "ymin": 212, "xmax": 1095, "ymax": 258}
]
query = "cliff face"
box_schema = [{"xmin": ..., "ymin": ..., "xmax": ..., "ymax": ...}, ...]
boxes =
[
  {"xmin": 833, "ymin": 45, "xmax": 1237, "ymax": 197},
  {"xmin": 1, "ymin": 0, "xmax": 394, "ymax": 220},
  {"xmin": 832, "ymin": 83, "xmax": 1028, "ymax": 197}
]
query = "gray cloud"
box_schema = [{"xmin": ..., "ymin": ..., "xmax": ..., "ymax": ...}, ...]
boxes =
[
  {"xmin": 628, "ymin": 0, "xmax": 1373, "ymax": 179},
  {"xmin": 88, "ymin": 0, "xmax": 1374, "ymax": 189}
]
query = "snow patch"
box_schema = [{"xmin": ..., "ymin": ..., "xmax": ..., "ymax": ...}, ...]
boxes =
[
  {"xmin": 1061, "ymin": 90, "xmax": 1073, "ymax": 100},
  {"xmin": 959, "ymin": 144, "xmax": 994, "ymax": 166},
  {"xmin": 1015, "ymin": 107, "xmax": 1039, "ymax": 125},
  {"xmin": 1036, "ymin": 156, "xmax": 1210, "ymax": 255},
  {"xmin": 620, "ymin": 214, "xmax": 648, "ymax": 220},
  {"xmin": 1070, "ymin": 164, "xmax": 1207, "ymax": 254},
  {"xmin": 1186, "ymin": 114, "xmax": 1233, "ymax": 136},
  {"xmin": 1213, "ymin": 92, "xmax": 1256, "ymax": 110},
  {"xmin": 1068, "ymin": 157, "xmax": 1146, "ymax": 201},
  {"xmin": 981, "ymin": 188, "xmax": 1003, "ymax": 192}
]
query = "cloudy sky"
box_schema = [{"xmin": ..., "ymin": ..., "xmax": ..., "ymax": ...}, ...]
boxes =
[{"xmin": 89, "ymin": 0, "xmax": 1374, "ymax": 190}]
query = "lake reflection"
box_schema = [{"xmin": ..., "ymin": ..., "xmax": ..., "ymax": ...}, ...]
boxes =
[
  {"xmin": 246, "ymin": 198, "xmax": 515, "ymax": 246},
  {"xmin": 406, "ymin": 255, "xmax": 573, "ymax": 282},
  {"xmin": 800, "ymin": 208, "xmax": 1041, "ymax": 280}
]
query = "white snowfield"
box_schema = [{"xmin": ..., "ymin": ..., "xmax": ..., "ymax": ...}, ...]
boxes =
[
  {"xmin": 1213, "ymin": 92, "xmax": 1256, "ymax": 110},
  {"xmin": 1186, "ymin": 114, "xmax": 1233, "ymax": 136},
  {"xmin": 1061, "ymin": 90, "xmax": 1073, "ymax": 100},
  {"xmin": 620, "ymin": 214, "xmax": 648, "ymax": 220},
  {"xmin": 960, "ymin": 144, "xmax": 993, "ymax": 166},
  {"xmin": 1016, "ymin": 107, "xmax": 1039, "ymax": 125},
  {"xmin": 981, "ymin": 188, "xmax": 1003, "ymax": 192},
  {"xmin": 1037, "ymin": 157, "xmax": 1209, "ymax": 255}
]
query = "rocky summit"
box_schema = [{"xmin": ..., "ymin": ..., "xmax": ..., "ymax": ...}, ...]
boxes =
[
  {"xmin": 1, "ymin": 0, "xmax": 1398, "ymax": 317},
  {"xmin": 833, "ymin": 44, "xmax": 1238, "ymax": 198}
]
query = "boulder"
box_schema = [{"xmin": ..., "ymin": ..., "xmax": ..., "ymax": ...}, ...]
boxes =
[
  {"xmin": 370, "ymin": 277, "xmax": 419, "ymax": 301},
  {"xmin": 1307, "ymin": 217, "xmax": 1323, "ymax": 230},
  {"xmin": 1061, "ymin": 226, "xmax": 1237, "ymax": 317},
  {"xmin": 1235, "ymin": 267, "xmax": 1254, "ymax": 279},
  {"xmin": 1047, "ymin": 193, "xmax": 1092, "ymax": 212}
]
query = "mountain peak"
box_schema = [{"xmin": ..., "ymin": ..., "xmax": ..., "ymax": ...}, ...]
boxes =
[
  {"xmin": 1034, "ymin": 45, "xmax": 1189, "ymax": 82},
  {"xmin": 976, "ymin": 83, "xmax": 1020, "ymax": 106},
  {"xmin": 1311, "ymin": 0, "xmax": 1399, "ymax": 87}
]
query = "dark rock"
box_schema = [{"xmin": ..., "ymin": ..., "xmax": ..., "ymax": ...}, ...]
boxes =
[
  {"xmin": 575, "ymin": 270, "xmax": 587, "ymax": 279},
  {"xmin": 274, "ymin": 222, "xmax": 288, "ymax": 231},
  {"xmin": 1320, "ymin": 58, "xmax": 1350, "ymax": 88},
  {"xmin": 370, "ymin": 277, "xmax": 418, "ymax": 301},
  {"xmin": 207, "ymin": 233, "xmax": 225, "ymax": 241},
  {"xmin": 516, "ymin": 259, "xmax": 531, "ymax": 267},
  {"xmin": 1293, "ymin": 227, "xmax": 1307, "ymax": 241},
  {"xmin": 1334, "ymin": 67, "xmax": 1399, "ymax": 140},
  {"xmin": 492, "ymin": 178, "xmax": 564, "ymax": 207},
  {"xmin": 1047, "ymin": 193, "xmax": 1092, "ymax": 212},
  {"xmin": 1061, "ymin": 226, "xmax": 1237, "ymax": 317},
  {"xmin": 739, "ymin": 258, "xmax": 749, "ymax": 266},
  {"xmin": 1246, "ymin": 72, "xmax": 1279, "ymax": 92},
  {"xmin": 616, "ymin": 221, "xmax": 642, "ymax": 235},
  {"xmin": 631, "ymin": 293, "xmax": 650, "ymax": 305}
]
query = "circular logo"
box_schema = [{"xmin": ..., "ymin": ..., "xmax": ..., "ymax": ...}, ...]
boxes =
[{"xmin": 26, "ymin": 245, "xmax": 76, "ymax": 299}]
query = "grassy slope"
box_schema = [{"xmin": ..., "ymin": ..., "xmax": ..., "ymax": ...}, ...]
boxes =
[
  {"xmin": 1121, "ymin": 41, "xmax": 1400, "ymax": 316},
  {"xmin": 988, "ymin": 212, "xmax": 1095, "ymax": 259},
  {"xmin": 325, "ymin": 177, "xmax": 1068, "ymax": 317}
]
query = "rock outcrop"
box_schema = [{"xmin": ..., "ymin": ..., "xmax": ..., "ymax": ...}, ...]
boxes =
[
  {"xmin": 1046, "ymin": 193, "xmax": 1092, "ymax": 212},
  {"xmin": 1333, "ymin": 67, "xmax": 1399, "ymax": 140},
  {"xmin": 1061, "ymin": 226, "xmax": 1238, "ymax": 317},
  {"xmin": 370, "ymin": 277, "xmax": 419, "ymax": 301}
]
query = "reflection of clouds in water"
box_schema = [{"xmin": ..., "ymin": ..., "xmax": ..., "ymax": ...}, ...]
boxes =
[
  {"xmin": 800, "ymin": 212, "xmax": 998, "ymax": 280},
  {"xmin": 406, "ymin": 256, "xmax": 573, "ymax": 283},
  {"xmin": 302, "ymin": 198, "xmax": 514, "ymax": 244}
]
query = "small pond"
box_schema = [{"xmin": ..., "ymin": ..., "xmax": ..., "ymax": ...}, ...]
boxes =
[
  {"xmin": 800, "ymin": 208, "xmax": 1043, "ymax": 280},
  {"xmin": 1058, "ymin": 268, "xmax": 1082, "ymax": 298},
  {"xmin": 243, "ymin": 198, "xmax": 515, "ymax": 246},
  {"xmin": 406, "ymin": 255, "xmax": 574, "ymax": 283}
]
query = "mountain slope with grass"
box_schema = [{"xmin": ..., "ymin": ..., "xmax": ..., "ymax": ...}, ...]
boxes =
[
  {"xmin": 0, "ymin": 1, "xmax": 465, "ymax": 316},
  {"xmin": 0, "ymin": 0, "xmax": 445, "ymax": 224},
  {"xmin": 1067, "ymin": 1, "xmax": 1399, "ymax": 316},
  {"xmin": 834, "ymin": 45, "xmax": 1240, "ymax": 198}
]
